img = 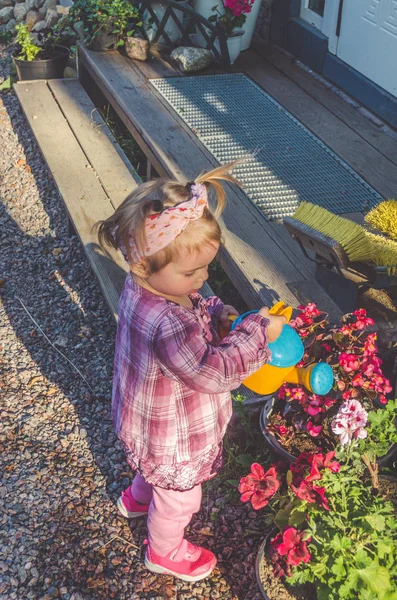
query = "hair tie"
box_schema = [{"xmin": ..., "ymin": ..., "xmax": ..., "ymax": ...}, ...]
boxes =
[
  {"xmin": 119, "ymin": 183, "xmax": 208, "ymax": 263},
  {"xmin": 151, "ymin": 199, "xmax": 164, "ymax": 213}
]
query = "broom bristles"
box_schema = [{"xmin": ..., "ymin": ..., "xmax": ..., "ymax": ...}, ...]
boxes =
[
  {"xmin": 293, "ymin": 202, "xmax": 373, "ymax": 263},
  {"xmin": 365, "ymin": 199, "xmax": 397, "ymax": 240},
  {"xmin": 293, "ymin": 202, "xmax": 397, "ymax": 274}
]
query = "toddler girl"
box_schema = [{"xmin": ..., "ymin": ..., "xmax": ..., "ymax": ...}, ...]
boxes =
[{"xmin": 97, "ymin": 162, "xmax": 285, "ymax": 582}]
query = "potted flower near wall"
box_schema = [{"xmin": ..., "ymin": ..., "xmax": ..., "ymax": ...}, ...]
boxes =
[
  {"xmin": 12, "ymin": 23, "xmax": 70, "ymax": 81},
  {"xmin": 261, "ymin": 304, "xmax": 396, "ymax": 465},
  {"xmin": 67, "ymin": 0, "xmax": 141, "ymax": 51},
  {"xmin": 239, "ymin": 416, "xmax": 397, "ymax": 600},
  {"xmin": 207, "ymin": 0, "xmax": 255, "ymax": 64}
]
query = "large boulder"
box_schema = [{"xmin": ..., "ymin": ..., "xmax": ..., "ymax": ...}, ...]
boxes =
[
  {"xmin": 45, "ymin": 6, "xmax": 58, "ymax": 27},
  {"xmin": 25, "ymin": 9, "xmax": 40, "ymax": 30},
  {"xmin": 5, "ymin": 17, "xmax": 16, "ymax": 32},
  {"xmin": 25, "ymin": 0, "xmax": 41, "ymax": 11},
  {"xmin": 38, "ymin": 0, "xmax": 55, "ymax": 17},
  {"xmin": 14, "ymin": 2, "xmax": 27, "ymax": 21},
  {"xmin": 0, "ymin": 0, "xmax": 12, "ymax": 9},
  {"xmin": 0, "ymin": 5, "xmax": 14, "ymax": 23},
  {"xmin": 31, "ymin": 18, "xmax": 46, "ymax": 31},
  {"xmin": 171, "ymin": 47, "xmax": 213, "ymax": 73},
  {"xmin": 56, "ymin": 4, "xmax": 69, "ymax": 16}
]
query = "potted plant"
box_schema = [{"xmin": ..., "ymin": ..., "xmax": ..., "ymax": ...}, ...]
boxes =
[
  {"xmin": 194, "ymin": 0, "xmax": 259, "ymax": 51},
  {"xmin": 262, "ymin": 304, "xmax": 396, "ymax": 463},
  {"xmin": 206, "ymin": 0, "xmax": 255, "ymax": 63},
  {"xmin": 239, "ymin": 427, "xmax": 397, "ymax": 599},
  {"xmin": 67, "ymin": 0, "xmax": 141, "ymax": 51},
  {"xmin": 12, "ymin": 23, "xmax": 70, "ymax": 81}
]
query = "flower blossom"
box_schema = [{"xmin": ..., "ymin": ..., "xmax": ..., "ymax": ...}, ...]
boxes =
[
  {"xmin": 306, "ymin": 421, "xmax": 323, "ymax": 437},
  {"xmin": 338, "ymin": 353, "xmax": 361, "ymax": 372},
  {"xmin": 239, "ymin": 463, "xmax": 280, "ymax": 509},
  {"xmin": 331, "ymin": 399, "xmax": 368, "ymax": 445},
  {"xmin": 270, "ymin": 527, "xmax": 311, "ymax": 568}
]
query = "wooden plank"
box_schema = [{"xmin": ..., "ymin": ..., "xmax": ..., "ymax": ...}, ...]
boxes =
[
  {"xmin": 131, "ymin": 47, "xmax": 181, "ymax": 79},
  {"xmin": 233, "ymin": 51, "xmax": 397, "ymax": 199},
  {"xmin": 254, "ymin": 43, "xmax": 397, "ymax": 169},
  {"xmin": 14, "ymin": 80, "xmax": 128, "ymax": 319},
  {"xmin": 48, "ymin": 78, "xmax": 140, "ymax": 209},
  {"xmin": 77, "ymin": 44, "xmax": 338, "ymax": 309}
]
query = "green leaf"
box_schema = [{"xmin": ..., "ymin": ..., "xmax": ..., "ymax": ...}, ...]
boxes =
[
  {"xmin": 0, "ymin": 76, "xmax": 13, "ymax": 91},
  {"xmin": 377, "ymin": 540, "xmax": 393, "ymax": 559},
  {"xmin": 236, "ymin": 454, "xmax": 255, "ymax": 466},
  {"xmin": 357, "ymin": 565, "xmax": 391, "ymax": 594},
  {"xmin": 355, "ymin": 549, "xmax": 372, "ymax": 569},
  {"xmin": 365, "ymin": 514, "xmax": 386, "ymax": 532},
  {"xmin": 274, "ymin": 508, "xmax": 290, "ymax": 529},
  {"xmin": 226, "ymin": 479, "xmax": 239, "ymax": 488},
  {"xmin": 331, "ymin": 556, "xmax": 346, "ymax": 579}
]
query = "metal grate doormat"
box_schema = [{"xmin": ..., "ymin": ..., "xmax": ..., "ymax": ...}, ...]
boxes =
[{"xmin": 150, "ymin": 73, "xmax": 382, "ymax": 221}]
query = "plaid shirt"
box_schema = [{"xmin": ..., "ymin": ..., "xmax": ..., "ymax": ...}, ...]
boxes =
[{"xmin": 112, "ymin": 274, "xmax": 270, "ymax": 490}]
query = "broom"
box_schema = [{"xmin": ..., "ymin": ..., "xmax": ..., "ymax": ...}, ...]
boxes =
[
  {"xmin": 293, "ymin": 202, "xmax": 397, "ymax": 275},
  {"xmin": 365, "ymin": 200, "xmax": 397, "ymax": 240}
]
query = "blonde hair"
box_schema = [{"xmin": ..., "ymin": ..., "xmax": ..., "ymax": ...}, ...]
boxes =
[{"xmin": 96, "ymin": 160, "xmax": 242, "ymax": 274}]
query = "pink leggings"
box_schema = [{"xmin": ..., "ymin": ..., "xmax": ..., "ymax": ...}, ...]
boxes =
[{"xmin": 131, "ymin": 474, "xmax": 202, "ymax": 556}]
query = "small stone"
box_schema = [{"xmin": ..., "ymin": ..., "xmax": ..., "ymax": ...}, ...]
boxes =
[
  {"xmin": 5, "ymin": 17, "xmax": 16, "ymax": 31},
  {"xmin": 56, "ymin": 4, "xmax": 68, "ymax": 16},
  {"xmin": 31, "ymin": 19, "xmax": 46, "ymax": 31},
  {"xmin": 25, "ymin": 0, "xmax": 40, "ymax": 11},
  {"xmin": 38, "ymin": 0, "xmax": 55, "ymax": 17},
  {"xmin": 25, "ymin": 9, "xmax": 40, "ymax": 30},
  {"xmin": 63, "ymin": 66, "xmax": 77, "ymax": 78},
  {"xmin": 0, "ymin": 0, "xmax": 12, "ymax": 9},
  {"xmin": 45, "ymin": 7, "xmax": 58, "ymax": 27},
  {"xmin": 170, "ymin": 46, "xmax": 213, "ymax": 73},
  {"xmin": 0, "ymin": 5, "xmax": 14, "ymax": 23}
]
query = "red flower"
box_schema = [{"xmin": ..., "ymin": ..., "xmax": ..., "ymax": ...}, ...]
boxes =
[
  {"xmin": 291, "ymin": 480, "xmax": 330, "ymax": 510},
  {"xmin": 306, "ymin": 451, "xmax": 340, "ymax": 481},
  {"xmin": 271, "ymin": 527, "xmax": 311, "ymax": 567},
  {"xmin": 279, "ymin": 425, "xmax": 288, "ymax": 436},
  {"xmin": 239, "ymin": 464, "xmax": 280, "ymax": 509}
]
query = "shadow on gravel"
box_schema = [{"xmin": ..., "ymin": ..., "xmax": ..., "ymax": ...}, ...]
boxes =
[{"xmin": 1, "ymin": 88, "xmax": 265, "ymax": 600}]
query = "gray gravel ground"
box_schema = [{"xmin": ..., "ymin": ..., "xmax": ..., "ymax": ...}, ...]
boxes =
[{"xmin": 0, "ymin": 46, "xmax": 266, "ymax": 600}]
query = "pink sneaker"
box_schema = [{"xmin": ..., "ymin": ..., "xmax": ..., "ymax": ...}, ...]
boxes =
[
  {"xmin": 144, "ymin": 539, "xmax": 217, "ymax": 582},
  {"xmin": 117, "ymin": 486, "xmax": 150, "ymax": 519}
]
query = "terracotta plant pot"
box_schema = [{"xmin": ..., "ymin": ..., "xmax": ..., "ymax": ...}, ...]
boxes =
[{"xmin": 125, "ymin": 37, "xmax": 150, "ymax": 61}]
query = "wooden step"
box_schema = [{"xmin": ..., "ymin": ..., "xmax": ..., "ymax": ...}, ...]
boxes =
[{"xmin": 14, "ymin": 78, "xmax": 140, "ymax": 319}]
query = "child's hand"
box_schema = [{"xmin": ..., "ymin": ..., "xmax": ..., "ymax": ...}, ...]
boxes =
[
  {"xmin": 218, "ymin": 305, "xmax": 239, "ymax": 337},
  {"xmin": 219, "ymin": 304, "xmax": 239, "ymax": 326},
  {"xmin": 259, "ymin": 307, "xmax": 287, "ymax": 343}
]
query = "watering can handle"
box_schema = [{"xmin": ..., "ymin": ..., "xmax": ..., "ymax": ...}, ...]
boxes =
[{"xmin": 228, "ymin": 302, "xmax": 293, "ymax": 324}]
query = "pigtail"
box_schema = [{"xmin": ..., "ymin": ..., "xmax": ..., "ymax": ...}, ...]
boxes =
[
  {"xmin": 195, "ymin": 159, "xmax": 245, "ymax": 218},
  {"xmin": 95, "ymin": 178, "xmax": 190, "ymax": 262}
]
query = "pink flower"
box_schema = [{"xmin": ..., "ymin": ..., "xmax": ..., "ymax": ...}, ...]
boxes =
[
  {"xmin": 331, "ymin": 399, "xmax": 368, "ymax": 445},
  {"xmin": 239, "ymin": 464, "xmax": 280, "ymax": 509},
  {"xmin": 379, "ymin": 395, "xmax": 388, "ymax": 405},
  {"xmin": 338, "ymin": 353, "xmax": 361, "ymax": 372},
  {"xmin": 306, "ymin": 421, "xmax": 323, "ymax": 437},
  {"xmin": 298, "ymin": 303, "xmax": 321, "ymax": 317},
  {"xmin": 364, "ymin": 332, "xmax": 378, "ymax": 356},
  {"xmin": 279, "ymin": 426, "xmax": 288, "ymax": 436},
  {"xmin": 352, "ymin": 308, "xmax": 374, "ymax": 330},
  {"xmin": 270, "ymin": 527, "xmax": 311, "ymax": 567},
  {"xmin": 339, "ymin": 324, "xmax": 353, "ymax": 336}
]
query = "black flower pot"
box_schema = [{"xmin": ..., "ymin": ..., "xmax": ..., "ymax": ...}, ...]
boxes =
[
  {"xmin": 13, "ymin": 45, "xmax": 70, "ymax": 81},
  {"xmin": 260, "ymin": 396, "xmax": 397, "ymax": 467},
  {"xmin": 260, "ymin": 397, "xmax": 296, "ymax": 464}
]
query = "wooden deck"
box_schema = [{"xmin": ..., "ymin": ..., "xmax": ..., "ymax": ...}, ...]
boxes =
[{"xmin": 77, "ymin": 41, "xmax": 397, "ymax": 319}]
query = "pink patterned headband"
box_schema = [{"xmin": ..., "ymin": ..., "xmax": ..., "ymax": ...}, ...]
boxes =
[{"xmin": 118, "ymin": 183, "xmax": 208, "ymax": 263}]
